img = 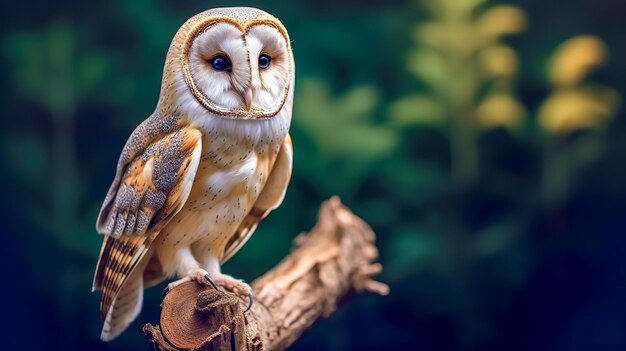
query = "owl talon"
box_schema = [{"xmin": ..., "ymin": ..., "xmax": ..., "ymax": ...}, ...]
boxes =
[
  {"xmin": 243, "ymin": 291, "xmax": 254, "ymax": 313},
  {"xmin": 204, "ymin": 274, "xmax": 219, "ymax": 290}
]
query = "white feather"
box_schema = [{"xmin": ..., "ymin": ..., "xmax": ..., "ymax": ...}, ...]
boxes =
[{"xmin": 175, "ymin": 22, "xmax": 293, "ymax": 143}]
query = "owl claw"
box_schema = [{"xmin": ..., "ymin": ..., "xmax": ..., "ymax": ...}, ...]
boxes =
[
  {"xmin": 164, "ymin": 271, "xmax": 251, "ymax": 313},
  {"xmin": 243, "ymin": 291, "xmax": 253, "ymax": 313},
  {"xmin": 204, "ymin": 274, "xmax": 219, "ymax": 290},
  {"xmin": 209, "ymin": 274, "xmax": 253, "ymax": 312},
  {"xmin": 161, "ymin": 271, "xmax": 218, "ymax": 301}
]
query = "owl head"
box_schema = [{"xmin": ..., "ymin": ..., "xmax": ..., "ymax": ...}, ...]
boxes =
[{"xmin": 161, "ymin": 7, "xmax": 294, "ymax": 120}]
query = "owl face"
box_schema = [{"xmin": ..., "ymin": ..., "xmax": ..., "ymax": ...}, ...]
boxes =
[{"xmin": 174, "ymin": 8, "xmax": 293, "ymax": 120}]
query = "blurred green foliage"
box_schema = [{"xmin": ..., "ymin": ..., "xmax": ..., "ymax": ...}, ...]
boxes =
[{"xmin": 2, "ymin": 0, "xmax": 626, "ymax": 350}]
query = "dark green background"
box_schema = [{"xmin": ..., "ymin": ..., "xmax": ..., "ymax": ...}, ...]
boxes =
[{"xmin": 2, "ymin": 0, "xmax": 626, "ymax": 350}]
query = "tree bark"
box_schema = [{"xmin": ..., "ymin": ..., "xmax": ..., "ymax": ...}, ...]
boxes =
[{"xmin": 143, "ymin": 197, "xmax": 389, "ymax": 350}]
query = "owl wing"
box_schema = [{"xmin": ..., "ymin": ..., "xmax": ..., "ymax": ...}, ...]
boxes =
[
  {"xmin": 93, "ymin": 116, "xmax": 203, "ymax": 320},
  {"xmin": 221, "ymin": 134, "xmax": 293, "ymax": 263}
]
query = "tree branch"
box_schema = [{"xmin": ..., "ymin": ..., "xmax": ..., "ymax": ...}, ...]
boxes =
[{"xmin": 143, "ymin": 196, "xmax": 389, "ymax": 350}]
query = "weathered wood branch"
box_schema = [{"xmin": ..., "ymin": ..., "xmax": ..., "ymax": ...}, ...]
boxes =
[{"xmin": 143, "ymin": 197, "xmax": 389, "ymax": 350}]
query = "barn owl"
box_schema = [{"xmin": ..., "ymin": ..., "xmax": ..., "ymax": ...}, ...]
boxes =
[{"xmin": 92, "ymin": 7, "xmax": 294, "ymax": 341}]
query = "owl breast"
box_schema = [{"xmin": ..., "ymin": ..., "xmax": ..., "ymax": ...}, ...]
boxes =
[{"xmin": 154, "ymin": 123, "xmax": 281, "ymax": 275}]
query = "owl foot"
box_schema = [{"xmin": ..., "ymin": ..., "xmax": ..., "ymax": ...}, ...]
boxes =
[
  {"xmin": 161, "ymin": 271, "xmax": 253, "ymax": 312},
  {"xmin": 213, "ymin": 274, "xmax": 254, "ymax": 312},
  {"xmin": 162, "ymin": 269, "xmax": 218, "ymax": 298}
]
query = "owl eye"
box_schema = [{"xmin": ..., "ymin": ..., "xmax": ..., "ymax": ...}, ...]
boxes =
[
  {"xmin": 209, "ymin": 55, "xmax": 232, "ymax": 71},
  {"xmin": 258, "ymin": 54, "xmax": 271, "ymax": 69}
]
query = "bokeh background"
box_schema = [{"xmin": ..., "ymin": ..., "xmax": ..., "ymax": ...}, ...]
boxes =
[{"xmin": 2, "ymin": 0, "xmax": 626, "ymax": 350}]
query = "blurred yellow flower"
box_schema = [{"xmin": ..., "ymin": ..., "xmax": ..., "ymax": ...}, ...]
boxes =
[
  {"xmin": 479, "ymin": 45, "xmax": 519, "ymax": 78},
  {"xmin": 476, "ymin": 6, "xmax": 527, "ymax": 41},
  {"xmin": 538, "ymin": 88, "xmax": 619, "ymax": 134},
  {"xmin": 476, "ymin": 94, "xmax": 526, "ymax": 129},
  {"xmin": 549, "ymin": 35, "xmax": 608, "ymax": 87}
]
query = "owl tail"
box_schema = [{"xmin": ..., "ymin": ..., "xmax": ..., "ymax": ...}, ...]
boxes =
[{"xmin": 100, "ymin": 259, "xmax": 145, "ymax": 341}]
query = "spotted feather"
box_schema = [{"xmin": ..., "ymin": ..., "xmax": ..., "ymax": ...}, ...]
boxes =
[
  {"xmin": 221, "ymin": 134, "xmax": 292, "ymax": 263},
  {"xmin": 93, "ymin": 122, "xmax": 202, "ymax": 322}
]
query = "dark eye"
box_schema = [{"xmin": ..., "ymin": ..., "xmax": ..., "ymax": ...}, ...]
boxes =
[
  {"xmin": 258, "ymin": 54, "xmax": 271, "ymax": 69},
  {"xmin": 209, "ymin": 55, "xmax": 232, "ymax": 71}
]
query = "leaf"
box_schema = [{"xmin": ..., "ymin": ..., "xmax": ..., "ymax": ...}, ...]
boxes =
[
  {"xmin": 338, "ymin": 86, "xmax": 379, "ymax": 120},
  {"xmin": 77, "ymin": 53, "xmax": 110, "ymax": 92},
  {"xmin": 407, "ymin": 48, "xmax": 448, "ymax": 92},
  {"xmin": 388, "ymin": 94, "xmax": 445, "ymax": 126},
  {"xmin": 295, "ymin": 78, "xmax": 396, "ymax": 160},
  {"xmin": 413, "ymin": 22, "xmax": 448, "ymax": 51}
]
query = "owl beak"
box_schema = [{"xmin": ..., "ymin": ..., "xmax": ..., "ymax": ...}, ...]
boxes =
[{"xmin": 243, "ymin": 87, "xmax": 253, "ymax": 110}]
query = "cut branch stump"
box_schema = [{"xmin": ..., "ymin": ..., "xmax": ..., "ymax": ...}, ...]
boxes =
[{"xmin": 143, "ymin": 197, "xmax": 389, "ymax": 350}]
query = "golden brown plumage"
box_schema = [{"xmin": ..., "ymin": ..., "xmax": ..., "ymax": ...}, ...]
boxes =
[
  {"xmin": 93, "ymin": 124, "xmax": 202, "ymax": 320},
  {"xmin": 222, "ymin": 134, "xmax": 292, "ymax": 263},
  {"xmin": 93, "ymin": 7, "xmax": 294, "ymax": 341}
]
